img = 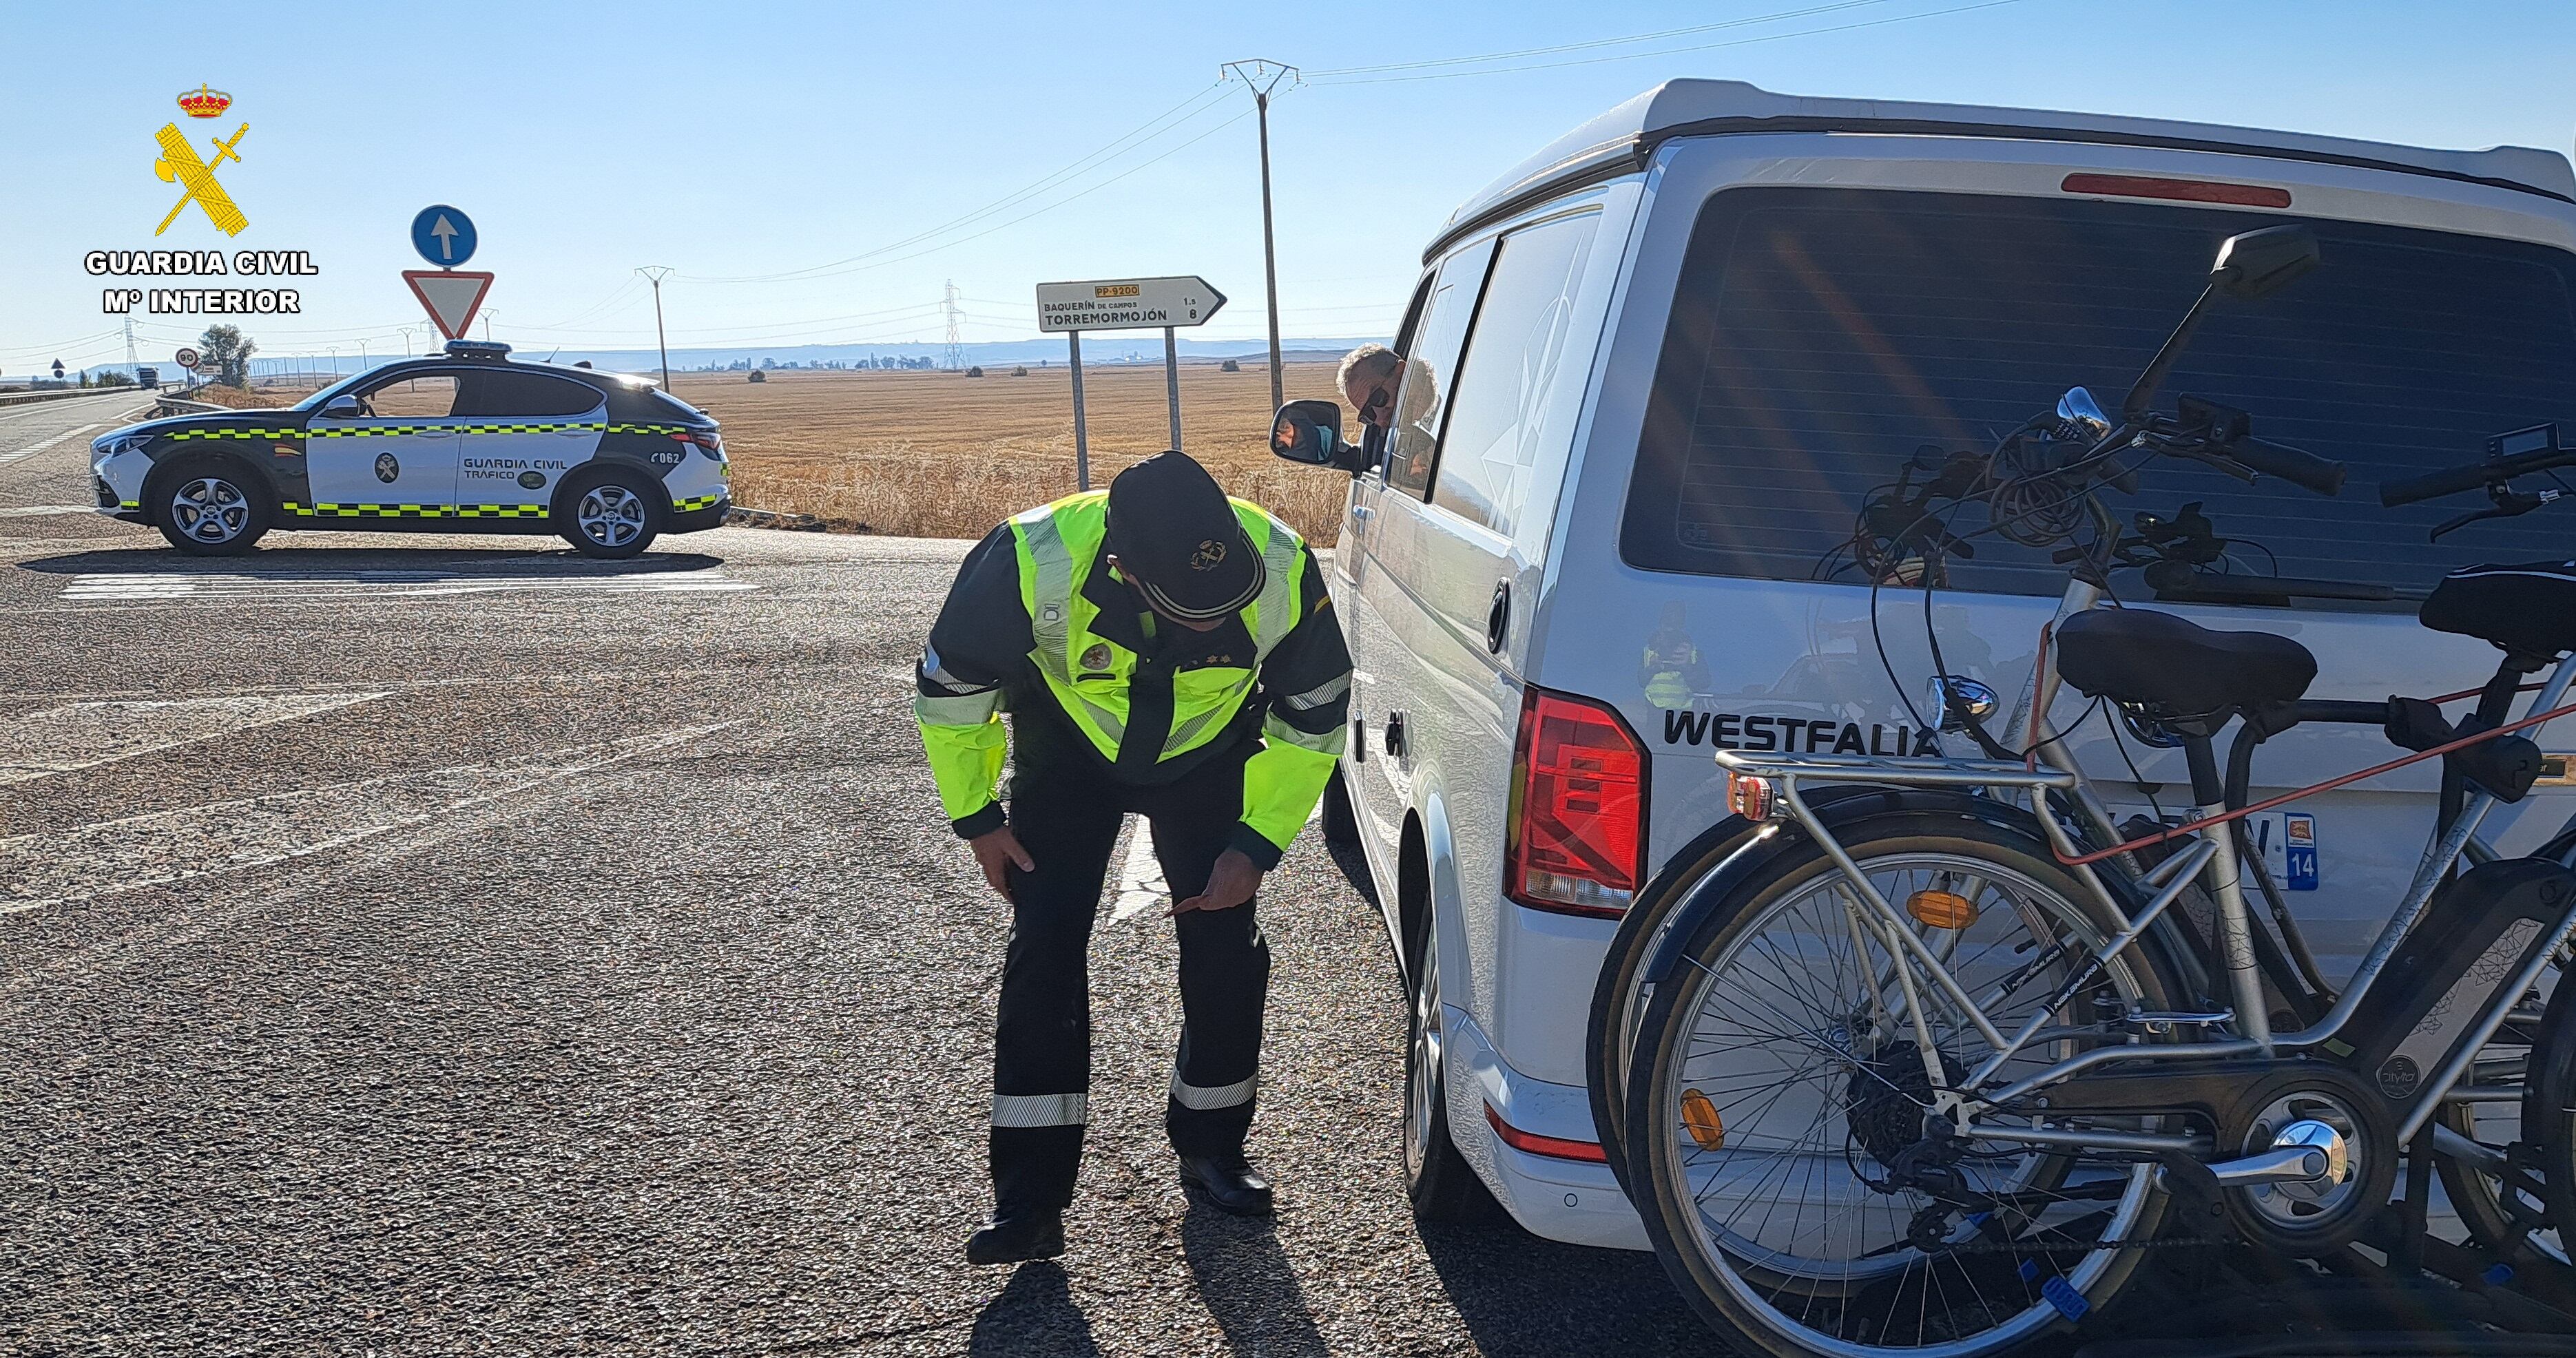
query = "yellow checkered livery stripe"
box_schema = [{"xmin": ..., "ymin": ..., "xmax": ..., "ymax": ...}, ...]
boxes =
[
  {"xmin": 672, "ymin": 493, "xmax": 725, "ymax": 512},
  {"xmin": 282, "ymin": 502, "xmax": 552, "ymax": 519},
  {"xmin": 163, "ymin": 421, "xmax": 699, "ymax": 441}
]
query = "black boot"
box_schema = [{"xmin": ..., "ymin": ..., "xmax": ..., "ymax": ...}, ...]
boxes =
[
  {"xmin": 965, "ymin": 1211, "xmax": 1066, "ymax": 1265},
  {"xmin": 1177, "ymin": 1155, "xmax": 1274, "ymax": 1216}
]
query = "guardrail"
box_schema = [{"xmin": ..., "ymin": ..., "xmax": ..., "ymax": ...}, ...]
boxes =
[
  {"xmin": 0, "ymin": 388, "xmax": 121, "ymax": 409},
  {"xmin": 149, "ymin": 396, "xmax": 227, "ymax": 417}
]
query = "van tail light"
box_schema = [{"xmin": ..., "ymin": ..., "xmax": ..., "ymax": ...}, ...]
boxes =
[{"xmin": 1507, "ymin": 687, "xmax": 1646, "ymax": 918}]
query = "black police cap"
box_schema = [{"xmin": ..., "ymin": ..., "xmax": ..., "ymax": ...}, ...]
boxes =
[{"xmin": 1104, "ymin": 450, "xmax": 1263, "ymax": 621}]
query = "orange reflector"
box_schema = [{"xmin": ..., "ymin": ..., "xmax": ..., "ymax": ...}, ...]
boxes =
[
  {"xmin": 2061, "ymin": 172, "xmax": 2292, "ymax": 208},
  {"xmin": 1907, "ymin": 888, "xmax": 1979, "ymax": 930},
  {"xmin": 1681, "ymin": 1088, "xmax": 1726, "ymax": 1151},
  {"xmin": 1726, "ymin": 771, "xmax": 1774, "ymax": 821}
]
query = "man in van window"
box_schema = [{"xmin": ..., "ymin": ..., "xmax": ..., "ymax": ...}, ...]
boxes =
[
  {"xmin": 1336, "ymin": 343, "xmax": 1402, "ymax": 432},
  {"xmin": 913, "ymin": 449, "xmax": 1353, "ymax": 1265}
]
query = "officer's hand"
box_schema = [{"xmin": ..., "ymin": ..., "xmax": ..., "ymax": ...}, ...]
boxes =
[
  {"xmin": 970, "ymin": 826, "xmax": 1036, "ymax": 902},
  {"xmin": 1174, "ymin": 849, "xmax": 1262, "ymax": 917}
]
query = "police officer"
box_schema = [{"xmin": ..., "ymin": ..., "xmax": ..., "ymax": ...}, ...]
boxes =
[{"xmin": 914, "ymin": 450, "xmax": 1352, "ymax": 1265}]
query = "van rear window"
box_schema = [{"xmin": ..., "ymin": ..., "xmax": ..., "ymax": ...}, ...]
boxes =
[{"xmin": 1621, "ymin": 187, "xmax": 2576, "ymax": 596}]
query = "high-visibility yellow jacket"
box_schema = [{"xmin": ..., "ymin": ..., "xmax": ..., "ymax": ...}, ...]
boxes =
[{"xmin": 913, "ymin": 491, "xmax": 1351, "ymax": 868}]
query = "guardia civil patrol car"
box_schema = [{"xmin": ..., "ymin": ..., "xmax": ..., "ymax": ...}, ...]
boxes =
[{"xmin": 91, "ymin": 341, "xmax": 730, "ymax": 558}]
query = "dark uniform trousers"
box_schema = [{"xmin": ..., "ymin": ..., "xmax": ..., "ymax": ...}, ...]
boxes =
[{"xmin": 990, "ymin": 731, "xmax": 1271, "ymax": 1216}]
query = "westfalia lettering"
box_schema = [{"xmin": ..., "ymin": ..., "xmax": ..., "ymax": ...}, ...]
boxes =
[{"xmin": 1662, "ymin": 709, "xmax": 1941, "ymax": 756}]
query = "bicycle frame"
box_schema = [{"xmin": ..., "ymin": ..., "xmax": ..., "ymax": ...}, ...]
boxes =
[{"xmin": 1713, "ymin": 576, "xmax": 2576, "ymax": 1160}]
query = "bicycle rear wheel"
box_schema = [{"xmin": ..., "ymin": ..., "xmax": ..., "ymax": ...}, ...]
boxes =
[{"xmin": 1625, "ymin": 813, "xmax": 2185, "ymax": 1358}]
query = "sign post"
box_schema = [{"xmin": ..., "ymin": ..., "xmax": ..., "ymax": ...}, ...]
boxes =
[
  {"xmin": 1035, "ymin": 275, "xmax": 1227, "ymax": 492},
  {"xmin": 1068, "ymin": 331, "xmax": 1090, "ymax": 493}
]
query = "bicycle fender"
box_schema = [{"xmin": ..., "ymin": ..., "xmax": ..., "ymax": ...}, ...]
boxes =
[{"xmin": 1635, "ymin": 787, "xmax": 2028, "ymax": 989}]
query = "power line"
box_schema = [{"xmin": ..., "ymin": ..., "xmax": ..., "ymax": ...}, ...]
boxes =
[
  {"xmin": 1307, "ymin": 0, "xmax": 1903, "ymax": 76},
  {"xmin": 689, "ymin": 82, "xmax": 1234, "ymax": 285},
  {"xmin": 1306, "ymin": 0, "xmax": 2026, "ymax": 84}
]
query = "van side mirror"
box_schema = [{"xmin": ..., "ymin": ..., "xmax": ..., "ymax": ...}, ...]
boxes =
[
  {"xmin": 2210, "ymin": 224, "xmax": 2319, "ymax": 300},
  {"xmin": 1271, "ymin": 399, "xmax": 1361, "ymax": 472},
  {"xmin": 320, "ymin": 395, "xmax": 362, "ymax": 418}
]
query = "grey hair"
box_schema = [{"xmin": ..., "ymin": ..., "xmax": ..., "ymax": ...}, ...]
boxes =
[{"xmin": 1336, "ymin": 343, "xmax": 1401, "ymax": 402}]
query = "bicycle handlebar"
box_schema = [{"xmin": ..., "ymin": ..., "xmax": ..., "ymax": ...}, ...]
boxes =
[
  {"xmin": 2380, "ymin": 445, "xmax": 2576, "ymax": 507},
  {"xmin": 2225, "ymin": 435, "xmax": 2347, "ymax": 497}
]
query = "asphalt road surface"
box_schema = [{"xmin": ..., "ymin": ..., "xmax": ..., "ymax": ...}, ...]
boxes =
[{"xmin": 0, "ymin": 393, "xmax": 1718, "ymax": 1355}]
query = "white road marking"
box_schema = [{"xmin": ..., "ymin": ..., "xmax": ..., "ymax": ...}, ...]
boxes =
[
  {"xmin": 61, "ymin": 568, "xmax": 757, "ymax": 602},
  {"xmin": 0, "ymin": 720, "xmax": 741, "ymax": 915},
  {"xmin": 0, "ymin": 423, "xmax": 101, "ymax": 467},
  {"xmin": 1109, "ymin": 819, "xmax": 1167, "ymax": 922},
  {"xmin": 0, "ymin": 692, "xmax": 387, "ymax": 785},
  {"xmin": 1105, "ymin": 799, "xmax": 1325, "ymax": 923},
  {"xmin": 0, "ymin": 396, "xmax": 142, "ymax": 426},
  {"xmin": 0, "ymin": 505, "xmax": 105, "ymax": 518}
]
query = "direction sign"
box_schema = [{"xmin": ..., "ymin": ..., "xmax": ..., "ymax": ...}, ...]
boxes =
[
  {"xmin": 402, "ymin": 269, "xmax": 495, "ymax": 340},
  {"xmin": 174, "ymin": 346, "xmax": 200, "ymax": 369},
  {"xmin": 410, "ymin": 205, "xmax": 478, "ymax": 268},
  {"xmin": 1035, "ymin": 276, "xmax": 1226, "ymax": 333}
]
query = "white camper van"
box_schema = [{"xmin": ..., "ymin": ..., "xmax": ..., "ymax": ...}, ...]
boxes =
[{"xmin": 1271, "ymin": 79, "xmax": 2576, "ymax": 1267}]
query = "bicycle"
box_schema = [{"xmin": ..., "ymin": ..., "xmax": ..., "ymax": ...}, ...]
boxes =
[{"xmin": 1595, "ymin": 224, "xmax": 2576, "ymax": 1358}]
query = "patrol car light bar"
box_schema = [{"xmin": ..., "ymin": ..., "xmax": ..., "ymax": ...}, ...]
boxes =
[{"xmin": 1506, "ymin": 687, "xmax": 1646, "ymax": 919}]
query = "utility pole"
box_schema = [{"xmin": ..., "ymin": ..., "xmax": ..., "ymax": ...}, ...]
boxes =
[
  {"xmin": 638, "ymin": 267, "xmax": 675, "ymax": 389},
  {"xmin": 1223, "ymin": 59, "xmax": 1297, "ymax": 411},
  {"xmin": 942, "ymin": 280, "xmax": 965, "ymax": 372},
  {"xmin": 123, "ymin": 315, "xmax": 137, "ymax": 370}
]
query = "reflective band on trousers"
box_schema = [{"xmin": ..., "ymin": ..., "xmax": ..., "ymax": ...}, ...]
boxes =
[
  {"xmin": 993, "ymin": 1091, "xmax": 1089, "ymax": 1127},
  {"xmin": 1169, "ymin": 1071, "xmax": 1258, "ymax": 1111}
]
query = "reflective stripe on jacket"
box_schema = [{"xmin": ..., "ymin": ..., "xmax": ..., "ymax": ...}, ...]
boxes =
[{"xmin": 914, "ymin": 490, "xmax": 1351, "ymax": 867}]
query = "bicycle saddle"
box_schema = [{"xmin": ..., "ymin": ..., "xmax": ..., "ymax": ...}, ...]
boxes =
[
  {"xmin": 2055, "ymin": 608, "xmax": 2317, "ymax": 717},
  {"xmin": 2420, "ymin": 561, "xmax": 2576, "ymax": 660}
]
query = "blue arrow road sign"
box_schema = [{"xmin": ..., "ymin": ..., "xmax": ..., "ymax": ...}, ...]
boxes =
[{"xmin": 411, "ymin": 205, "xmax": 477, "ymax": 268}]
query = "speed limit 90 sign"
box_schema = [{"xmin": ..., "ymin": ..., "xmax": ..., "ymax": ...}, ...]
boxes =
[{"xmin": 175, "ymin": 347, "xmax": 202, "ymax": 369}]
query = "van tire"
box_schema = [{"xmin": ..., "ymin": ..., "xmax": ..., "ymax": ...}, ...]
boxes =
[
  {"xmin": 1402, "ymin": 913, "xmax": 1494, "ymax": 1222},
  {"xmin": 558, "ymin": 468, "xmax": 662, "ymax": 559},
  {"xmin": 1321, "ymin": 764, "xmax": 1362, "ymax": 846},
  {"xmin": 152, "ymin": 454, "xmax": 269, "ymax": 556}
]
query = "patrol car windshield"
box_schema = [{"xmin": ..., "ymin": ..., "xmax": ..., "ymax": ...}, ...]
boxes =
[
  {"xmin": 288, "ymin": 371, "xmax": 375, "ymax": 412},
  {"xmin": 1621, "ymin": 187, "xmax": 2576, "ymax": 598}
]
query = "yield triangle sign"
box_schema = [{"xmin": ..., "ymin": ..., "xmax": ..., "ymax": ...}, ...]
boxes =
[{"xmin": 402, "ymin": 269, "xmax": 495, "ymax": 340}]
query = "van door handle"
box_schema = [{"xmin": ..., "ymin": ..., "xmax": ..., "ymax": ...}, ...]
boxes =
[
  {"xmin": 1385, "ymin": 711, "xmax": 1407, "ymax": 760},
  {"xmin": 1351, "ymin": 505, "xmax": 1373, "ymax": 522},
  {"xmin": 1486, "ymin": 580, "xmax": 1510, "ymax": 654}
]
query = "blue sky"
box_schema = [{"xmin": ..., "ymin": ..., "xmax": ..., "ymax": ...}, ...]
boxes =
[{"xmin": 5, "ymin": 0, "xmax": 2574, "ymax": 371}]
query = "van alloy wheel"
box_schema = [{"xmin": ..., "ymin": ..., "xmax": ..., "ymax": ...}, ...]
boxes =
[{"xmin": 1404, "ymin": 946, "xmax": 1444, "ymax": 1182}]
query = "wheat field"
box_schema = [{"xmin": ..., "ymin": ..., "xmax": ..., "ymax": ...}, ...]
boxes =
[{"xmin": 672, "ymin": 362, "xmax": 1353, "ymax": 543}]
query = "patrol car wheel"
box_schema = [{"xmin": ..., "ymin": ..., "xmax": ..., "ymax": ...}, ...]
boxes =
[
  {"xmin": 154, "ymin": 457, "xmax": 269, "ymax": 556},
  {"xmin": 559, "ymin": 470, "xmax": 661, "ymax": 559}
]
